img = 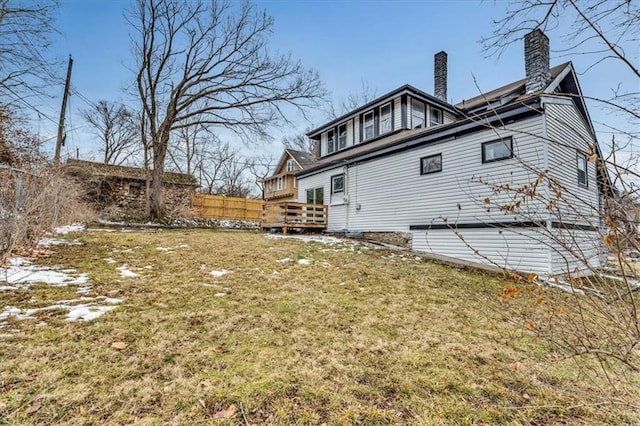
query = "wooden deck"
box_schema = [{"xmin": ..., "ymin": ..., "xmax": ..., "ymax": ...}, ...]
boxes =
[{"xmin": 262, "ymin": 202, "xmax": 328, "ymax": 233}]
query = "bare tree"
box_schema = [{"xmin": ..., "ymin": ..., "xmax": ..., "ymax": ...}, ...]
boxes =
[
  {"xmin": 281, "ymin": 131, "xmax": 314, "ymax": 154},
  {"xmin": 194, "ymin": 139, "xmax": 235, "ymax": 195},
  {"xmin": 219, "ymin": 156, "xmax": 252, "ymax": 198},
  {"xmin": 81, "ymin": 100, "xmax": 138, "ymax": 165},
  {"xmin": 458, "ymin": 0, "xmax": 640, "ymax": 388},
  {"xmin": 326, "ymin": 80, "xmax": 378, "ymax": 119},
  {"xmin": 128, "ymin": 0, "xmax": 325, "ymax": 219},
  {"xmin": 0, "ymin": 1, "xmax": 60, "ymax": 100},
  {"xmin": 246, "ymin": 151, "xmax": 275, "ymax": 198},
  {"xmin": 167, "ymin": 122, "xmax": 211, "ymax": 176}
]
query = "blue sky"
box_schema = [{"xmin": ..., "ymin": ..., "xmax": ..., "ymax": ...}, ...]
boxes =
[{"xmin": 31, "ymin": 0, "xmax": 636, "ymax": 162}]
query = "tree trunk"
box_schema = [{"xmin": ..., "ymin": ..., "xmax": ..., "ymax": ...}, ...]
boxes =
[{"xmin": 149, "ymin": 128, "xmax": 170, "ymax": 220}]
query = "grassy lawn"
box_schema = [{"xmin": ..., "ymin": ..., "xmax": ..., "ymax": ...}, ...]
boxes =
[{"xmin": 1, "ymin": 229, "xmax": 638, "ymax": 425}]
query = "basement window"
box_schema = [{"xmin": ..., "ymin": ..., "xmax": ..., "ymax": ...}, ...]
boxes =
[
  {"xmin": 420, "ymin": 153, "xmax": 442, "ymax": 175},
  {"xmin": 482, "ymin": 137, "xmax": 513, "ymax": 163},
  {"xmin": 577, "ymin": 152, "xmax": 588, "ymax": 187}
]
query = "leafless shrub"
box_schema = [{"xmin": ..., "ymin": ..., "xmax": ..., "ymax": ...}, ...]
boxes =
[{"xmin": 0, "ymin": 164, "xmax": 96, "ymax": 261}]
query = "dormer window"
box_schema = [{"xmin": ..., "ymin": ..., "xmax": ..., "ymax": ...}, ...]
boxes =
[
  {"xmin": 338, "ymin": 123, "xmax": 347, "ymax": 150},
  {"xmin": 411, "ymin": 99, "xmax": 425, "ymax": 129},
  {"xmin": 363, "ymin": 111, "xmax": 375, "ymax": 140},
  {"xmin": 430, "ymin": 108, "xmax": 442, "ymax": 126},
  {"xmin": 287, "ymin": 159, "xmax": 295, "ymax": 172},
  {"xmin": 379, "ymin": 103, "xmax": 392, "ymax": 134},
  {"xmin": 327, "ymin": 130, "xmax": 335, "ymax": 154}
]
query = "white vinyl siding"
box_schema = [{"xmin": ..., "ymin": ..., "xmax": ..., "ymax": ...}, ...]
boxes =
[
  {"xmin": 394, "ymin": 97, "xmax": 402, "ymax": 130},
  {"xmin": 299, "ymin": 114, "xmax": 552, "ymax": 273},
  {"xmin": 354, "ymin": 116, "xmax": 360, "ymax": 144},
  {"xmin": 346, "ymin": 120, "xmax": 354, "ymax": 147}
]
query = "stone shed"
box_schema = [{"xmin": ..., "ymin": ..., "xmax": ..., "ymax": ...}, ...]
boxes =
[{"xmin": 65, "ymin": 159, "xmax": 198, "ymax": 218}]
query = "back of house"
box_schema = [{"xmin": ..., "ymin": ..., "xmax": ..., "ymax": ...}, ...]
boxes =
[{"xmin": 295, "ymin": 29, "xmax": 607, "ymax": 278}]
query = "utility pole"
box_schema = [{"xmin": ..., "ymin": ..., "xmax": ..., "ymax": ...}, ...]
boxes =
[{"xmin": 54, "ymin": 55, "xmax": 73, "ymax": 165}]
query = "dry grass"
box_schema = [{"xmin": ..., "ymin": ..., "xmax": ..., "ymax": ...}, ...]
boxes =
[{"xmin": 1, "ymin": 229, "xmax": 639, "ymax": 425}]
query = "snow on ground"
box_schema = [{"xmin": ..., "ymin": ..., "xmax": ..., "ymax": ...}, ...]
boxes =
[
  {"xmin": 116, "ymin": 264, "xmax": 140, "ymax": 278},
  {"xmin": 0, "ymin": 257, "xmax": 89, "ymax": 290},
  {"xmin": 0, "ymin": 224, "xmax": 123, "ymax": 334},
  {"xmin": 297, "ymin": 259, "xmax": 313, "ymax": 265},
  {"xmin": 210, "ymin": 269, "xmax": 231, "ymax": 277},
  {"xmin": 265, "ymin": 234, "xmax": 346, "ymax": 245},
  {"xmin": 156, "ymin": 244, "xmax": 189, "ymax": 252},
  {"xmin": 53, "ymin": 224, "xmax": 86, "ymax": 234}
]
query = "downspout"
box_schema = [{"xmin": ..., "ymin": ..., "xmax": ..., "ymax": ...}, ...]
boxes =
[{"xmin": 344, "ymin": 164, "xmax": 349, "ymax": 232}]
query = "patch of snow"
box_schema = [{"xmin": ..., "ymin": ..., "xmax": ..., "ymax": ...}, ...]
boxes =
[
  {"xmin": 53, "ymin": 224, "xmax": 85, "ymax": 234},
  {"xmin": 104, "ymin": 257, "xmax": 116, "ymax": 264},
  {"xmin": 116, "ymin": 264, "xmax": 140, "ymax": 278},
  {"xmin": 214, "ymin": 293, "xmax": 226, "ymax": 297},
  {"xmin": 111, "ymin": 248, "xmax": 133, "ymax": 253},
  {"xmin": 272, "ymin": 270, "xmax": 280, "ymax": 275},
  {"xmin": 67, "ymin": 304, "xmax": 117, "ymax": 322},
  {"xmin": 297, "ymin": 258, "xmax": 312, "ymax": 265},
  {"xmin": 156, "ymin": 247, "xmax": 171, "ymax": 252},
  {"xmin": 277, "ymin": 258, "xmax": 293, "ymax": 263},
  {"xmin": 38, "ymin": 238, "xmax": 83, "ymax": 247},
  {"xmin": 266, "ymin": 234, "xmax": 346, "ymax": 245},
  {"xmin": 210, "ymin": 269, "xmax": 231, "ymax": 277},
  {"xmin": 0, "ymin": 258, "xmax": 89, "ymax": 288}
]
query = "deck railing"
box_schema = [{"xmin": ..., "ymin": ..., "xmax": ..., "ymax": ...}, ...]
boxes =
[{"xmin": 262, "ymin": 202, "xmax": 327, "ymax": 233}]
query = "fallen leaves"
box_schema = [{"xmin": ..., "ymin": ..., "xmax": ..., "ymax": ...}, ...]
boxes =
[
  {"xmin": 213, "ymin": 404, "xmax": 237, "ymax": 420},
  {"xmin": 111, "ymin": 341, "xmax": 128, "ymax": 350},
  {"xmin": 26, "ymin": 399, "xmax": 42, "ymax": 414}
]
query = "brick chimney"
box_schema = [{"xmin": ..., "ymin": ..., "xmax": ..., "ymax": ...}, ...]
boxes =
[
  {"xmin": 434, "ymin": 51, "xmax": 447, "ymax": 102},
  {"xmin": 524, "ymin": 29, "xmax": 551, "ymax": 94}
]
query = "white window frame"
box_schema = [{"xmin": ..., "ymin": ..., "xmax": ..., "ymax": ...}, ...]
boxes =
[
  {"xmin": 331, "ymin": 174, "xmax": 345, "ymax": 194},
  {"xmin": 379, "ymin": 103, "xmax": 392, "ymax": 135},
  {"xmin": 286, "ymin": 159, "xmax": 295, "ymax": 172},
  {"xmin": 577, "ymin": 152, "xmax": 588, "ymax": 187},
  {"xmin": 430, "ymin": 108, "xmax": 442, "ymax": 126},
  {"xmin": 277, "ymin": 176, "xmax": 283, "ymax": 190},
  {"xmin": 337, "ymin": 123, "xmax": 347, "ymax": 150},
  {"xmin": 327, "ymin": 130, "xmax": 335, "ymax": 154},
  {"xmin": 363, "ymin": 111, "xmax": 375, "ymax": 141},
  {"xmin": 411, "ymin": 99, "xmax": 425, "ymax": 129}
]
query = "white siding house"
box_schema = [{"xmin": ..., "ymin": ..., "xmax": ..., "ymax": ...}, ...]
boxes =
[{"xmin": 295, "ymin": 30, "xmax": 608, "ymax": 278}]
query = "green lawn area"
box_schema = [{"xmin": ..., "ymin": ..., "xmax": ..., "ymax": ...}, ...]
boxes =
[{"xmin": 1, "ymin": 229, "xmax": 638, "ymax": 425}]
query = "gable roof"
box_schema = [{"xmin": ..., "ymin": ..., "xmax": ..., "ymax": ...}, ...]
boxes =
[
  {"xmin": 286, "ymin": 149, "xmax": 314, "ymax": 168},
  {"xmin": 456, "ymin": 62, "xmax": 570, "ymax": 113},
  {"xmin": 64, "ymin": 159, "xmax": 199, "ymax": 186}
]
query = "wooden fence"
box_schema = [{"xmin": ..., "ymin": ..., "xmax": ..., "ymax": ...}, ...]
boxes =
[{"xmin": 192, "ymin": 194, "xmax": 264, "ymax": 221}]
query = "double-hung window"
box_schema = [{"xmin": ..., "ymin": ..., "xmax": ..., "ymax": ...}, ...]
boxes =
[
  {"xmin": 379, "ymin": 103, "xmax": 392, "ymax": 135},
  {"xmin": 331, "ymin": 174, "xmax": 345, "ymax": 194},
  {"xmin": 482, "ymin": 137, "xmax": 513, "ymax": 163},
  {"xmin": 363, "ymin": 111, "xmax": 375, "ymax": 141},
  {"xmin": 286, "ymin": 159, "xmax": 295, "ymax": 172},
  {"xmin": 430, "ymin": 108, "xmax": 442, "ymax": 126},
  {"xmin": 411, "ymin": 99, "xmax": 425, "ymax": 129},
  {"xmin": 337, "ymin": 123, "xmax": 347, "ymax": 150},
  {"xmin": 327, "ymin": 130, "xmax": 335, "ymax": 154},
  {"xmin": 577, "ymin": 152, "xmax": 588, "ymax": 187},
  {"xmin": 277, "ymin": 176, "xmax": 283, "ymax": 190}
]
